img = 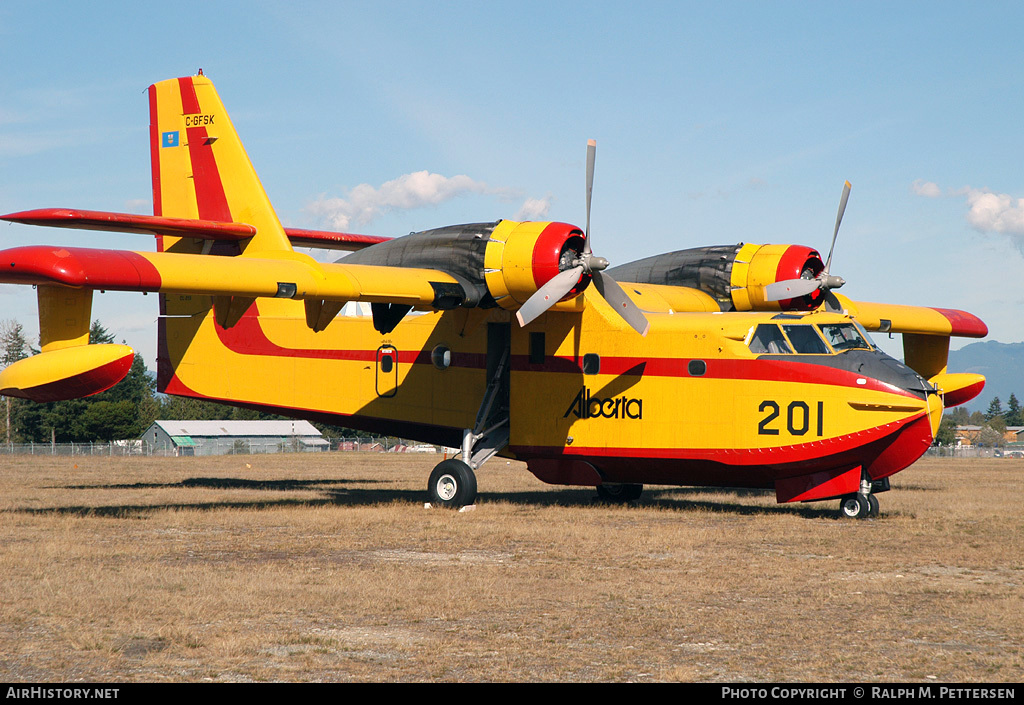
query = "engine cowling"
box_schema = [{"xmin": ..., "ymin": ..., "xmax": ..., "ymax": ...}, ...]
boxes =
[
  {"xmin": 341, "ymin": 220, "xmax": 590, "ymax": 312},
  {"xmin": 608, "ymin": 242, "xmax": 826, "ymax": 312},
  {"xmin": 483, "ymin": 221, "xmax": 588, "ymax": 310},
  {"xmin": 729, "ymin": 243, "xmax": 825, "ymax": 311}
]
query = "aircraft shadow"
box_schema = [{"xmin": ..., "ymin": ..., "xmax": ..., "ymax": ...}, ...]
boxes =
[
  {"xmin": 61, "ymin": 477, "xmax": 385, "ymax": 491},
  {"xmin": 476, "ymin": 487, "xmax": 842, "ymax": 519},
  {"xmin": 9, "ymin": 477, "xmax": 844, "ymax": 520}
]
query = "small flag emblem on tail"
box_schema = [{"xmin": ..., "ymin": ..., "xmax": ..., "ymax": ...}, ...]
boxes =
[{"xmin": 161, "ymin": 131, "xmax": 179, "ymax": 148}]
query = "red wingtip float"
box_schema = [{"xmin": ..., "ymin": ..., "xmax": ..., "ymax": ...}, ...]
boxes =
[{"xmin": 0, "ymin": 73, "xmax": 988, "ymax": 518}]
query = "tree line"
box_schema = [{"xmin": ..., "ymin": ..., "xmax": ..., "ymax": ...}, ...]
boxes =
[
  {"xmin": 0, "ymin": 319, "xmax": 355, "ymax": 444},
  {"xmin": 936, "ymin": 394, "xmax": 1023, "ymax": 447}
]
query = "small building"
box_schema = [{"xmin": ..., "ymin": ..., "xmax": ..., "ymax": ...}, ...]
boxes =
[
  {"xmin": 955, "ymin": 425, "xmax": 983, "ymax": 447},
  {"xmin": 142, "ymin": 420, "xmax": 329, "ymax": 456}
]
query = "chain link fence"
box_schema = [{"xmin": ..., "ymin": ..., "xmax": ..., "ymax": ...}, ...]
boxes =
[
  {"xmin": 0, "ymin": 438, "xmax": 451, "ymax": 457},
  {"xmin": 924, "ymin": 446, "xmax": 1024, "ymax": 459}
]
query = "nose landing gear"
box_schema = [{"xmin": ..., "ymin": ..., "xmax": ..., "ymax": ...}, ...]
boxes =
[{"xmin": 838, "ymin": 471, "xmax": 883, "ymax": 519}]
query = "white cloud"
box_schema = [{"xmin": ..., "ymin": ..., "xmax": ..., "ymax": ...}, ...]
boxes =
[
  {"xmin": 306, "ymin": 171, "xmax": 493, "ymax": 230},
  {"xmin": 911, "ymin": 179, "xmax": 942, "ymax": 198},
  {"xmin": 918, "ymin": 180, "xmax": 1024, "ymax": 255},
  {"xmin": 963, "ymin": 188, "xmax": 1024, "ymax": 236},
  {"xmin": 123, "ymin": 199, "xmax": 150, "ymax": 214},
  {"xmin": 514, "ymin": 196, "xmax": 552, "ymax": 221}
]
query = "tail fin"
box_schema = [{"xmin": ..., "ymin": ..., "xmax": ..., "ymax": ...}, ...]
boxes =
[{"xmin": 148, "ymin": 72, "xmax": 291, "ymax": 254}]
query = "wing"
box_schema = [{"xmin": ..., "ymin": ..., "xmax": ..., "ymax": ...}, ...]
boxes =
[
  {"xmin": 834, "ymin": 294, "xmax": 988, "ymax": 339},
  {"xmin": 0, "ymin": 244, "xmax": 459, "ymax": 308}
]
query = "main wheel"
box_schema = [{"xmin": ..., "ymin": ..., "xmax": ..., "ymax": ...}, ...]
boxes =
[
  {"xmin": 428, "ymin": 459, "xmax": 477, "ymax": 508},
  {"xmin": 867, "ymin": 493, "xmax": 879, "ymax": 518},
  {"xmin": 596, "ymin": 483, "xmax": 643, "ymax": 503},
  {"xmin": 839, "ymin": 493, "xmax": 870, "ymax": 519}
]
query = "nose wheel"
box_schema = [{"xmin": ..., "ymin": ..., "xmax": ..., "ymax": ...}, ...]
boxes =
[
  {"xmin": 428, "ymin": 459, "xmax": 477, "ymax": 508},
  {"xmin": 839, "ymin": 493, "xmax": 879, "ymax": 519}
]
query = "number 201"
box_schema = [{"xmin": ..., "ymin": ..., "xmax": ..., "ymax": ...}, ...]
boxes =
[{"xmin": 758, "ymin": 400, "xmax": 824, "ymax": 436}]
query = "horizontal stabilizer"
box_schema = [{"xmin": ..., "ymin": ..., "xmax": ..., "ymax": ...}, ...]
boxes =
[
  {"xmin": 283, "ymin": 227, "xmax": 392, "ymax": 251},
  {"xmin": 0, "ymin": 344, "xmax": 134, "ymax": 402},
  {"xmin": 1, "ymin": 209, "xmax": 391, "ymax": 252}
]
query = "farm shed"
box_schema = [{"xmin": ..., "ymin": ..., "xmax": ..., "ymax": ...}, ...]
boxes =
[{"xmin": 142, "ymin": 420, "xmax": 329, "ymax": 456}]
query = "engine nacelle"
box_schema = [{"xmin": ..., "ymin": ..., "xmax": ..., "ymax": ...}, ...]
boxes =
[
  {"xmin": 729, "ymin": 243, "xmax": 825, "ymax": 311},
  {"xmin": 341, "ymin": 220, "xmax": 590, "ymax": 314},
  {"xmin": 483, "ymin": 221, "xmax": 587, "ymax": 310},
  {"xmin": 608, "ymin": 242, "xmax": 825, "ymax": 312}
]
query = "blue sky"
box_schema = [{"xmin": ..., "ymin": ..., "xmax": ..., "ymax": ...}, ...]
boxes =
[{"xmin": 3, "ymin": 1, "xmax": 1024, "ymax": 366}]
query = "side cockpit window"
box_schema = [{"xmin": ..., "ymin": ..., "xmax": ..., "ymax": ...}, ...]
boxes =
[
  {"xmin": 820, "ymin": 323, "xmax": 872, "ymax": 351},
  {"xmin": 748, "ymin": 324, "xmax": 793, "ymax": 354},
  {"xmin": 782, "ymin": 325, "xmax": 830, "ymax": 354}
]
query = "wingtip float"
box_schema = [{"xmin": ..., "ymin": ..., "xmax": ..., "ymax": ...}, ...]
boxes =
[{"xmin": 0, "ymin": 73, "xmax": 988, "ymax": 519}]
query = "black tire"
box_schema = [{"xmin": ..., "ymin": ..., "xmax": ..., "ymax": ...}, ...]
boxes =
[
  {"xmin": 428, "ymin": 459, "xmax": 477, "ymax": 508},
  {"xmin": 596, "ymin": 483, "xmax": 643, "ymax": 503},
  {"xmin": 839, "ymin": 494, "xmax": 870, "ymax": 519},
  {"xmin": 867, "ymin": 493, "xmax": 879, "ymax": 518}
]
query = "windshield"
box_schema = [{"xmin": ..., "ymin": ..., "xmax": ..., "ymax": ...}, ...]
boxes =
[
  {"xmin": 853, "ymin": 321, "xmax": 878, "ymax": 348},
  {"xmin": 819, "ymin": 323, "xmax": 872, "ymax": 351}
]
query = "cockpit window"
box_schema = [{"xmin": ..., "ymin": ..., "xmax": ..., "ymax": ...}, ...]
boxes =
[
  {"xmin": 853, "ymin": 321, "xmax": 878, "ymax": 348},
  {"xmin": 748, "ymin": 324, "xmax": 793, "ymax": 354},
  {"xmin": 782, "ymin": 325, "xmax": 831, "ymax": 354},
  {"xmin": 819, "ymin": 323, "xmax": 872, "ymax": 351}
]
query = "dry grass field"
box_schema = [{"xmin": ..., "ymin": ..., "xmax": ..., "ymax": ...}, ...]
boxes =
[{"xmin": 0, "ymin": 452, "xmax": 1021, "ymax": 683}]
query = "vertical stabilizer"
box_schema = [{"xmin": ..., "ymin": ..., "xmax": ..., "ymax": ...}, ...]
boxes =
[{"xmin": 148, "ymin": 73, "xmax": 291, "ymax": 254}]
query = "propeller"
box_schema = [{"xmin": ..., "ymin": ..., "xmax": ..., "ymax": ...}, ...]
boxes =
[
  {"xmin": 763, "ymin": 180, "xmax": 850, "ymax": 303},
  {"xmin": 516, "ymin": 140, "xmax": 650, "ymax": 336}
]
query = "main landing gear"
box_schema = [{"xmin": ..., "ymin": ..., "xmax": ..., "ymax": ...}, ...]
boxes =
[
  {"xmin": 428, "ymin": 459, "xmax": 478, "ymax": 508},
  {"xmin": 426, "ymin": 337, "xmax": 509, "ymax": 509},
  {"xmin": 596, "ymin": 483, "xmax": 644, "ymax": 503}
]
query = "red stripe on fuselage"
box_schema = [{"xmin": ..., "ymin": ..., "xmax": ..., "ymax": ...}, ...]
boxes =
[
  {"xmin": 514, "ymin": 353, "xmax": 915, "ymax": 397},
  {"xmin": 209, "ymin": 307, "xmax": 914, "ymax": 397},
  {"xmin": 515, "ymin": 410, "xmax": 931, "ymax": 483},
  {"xmin": 212, "ymin": 305, "xmax": 486, "ymax": 367}
]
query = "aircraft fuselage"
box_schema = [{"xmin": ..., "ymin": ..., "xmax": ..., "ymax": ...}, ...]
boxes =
[{"xmin": 157, "ymin": 290, "xmax": 938, "ymax": 504}]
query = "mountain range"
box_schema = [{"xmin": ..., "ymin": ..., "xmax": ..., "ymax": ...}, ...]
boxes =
[{"xmin": 947, "ymin": 341, "xmax": 1024, "ymax": 413}]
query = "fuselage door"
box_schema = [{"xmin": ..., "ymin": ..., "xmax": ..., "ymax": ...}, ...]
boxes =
[{"xmin": 376, "ymin": 345, "xmax": 398, "ymax": 397}]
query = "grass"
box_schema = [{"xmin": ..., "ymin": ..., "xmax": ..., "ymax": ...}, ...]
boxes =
[{"xmin": 0, "ymin": 453, "xmax": 1021, "ymax": 682}]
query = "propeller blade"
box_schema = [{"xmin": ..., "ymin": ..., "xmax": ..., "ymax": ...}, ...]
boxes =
[
  {"xmin": 763, "ymin": 278, "xmax": 822, "ymax": 302},
  {"xmin": 584, "ymin": 139, "xmax": 596, "ymax": 255},
  {"xmin": 515, "ymin": 265, "xmax": 585, "ymax": 327},
  {"xmin": 824, "ymin": 180, "xmax": 851, "ymax": 274},
  {"xmin": 592, "ymin": 271, "xmax": 650, "ymax": 336}
]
